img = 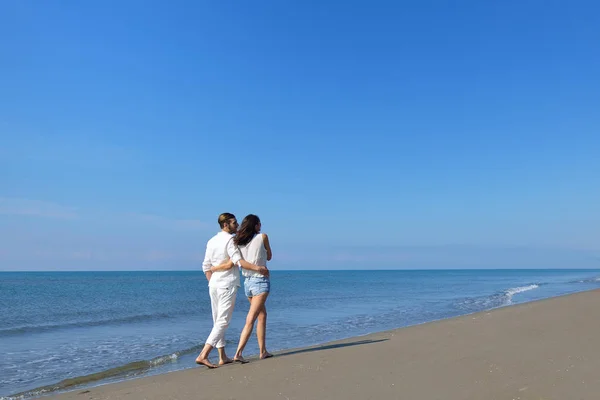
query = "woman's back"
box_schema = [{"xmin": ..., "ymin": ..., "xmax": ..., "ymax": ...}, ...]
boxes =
[{"xmin": 240, "ymin": 234, "xmax": 267, "ymax": 277}]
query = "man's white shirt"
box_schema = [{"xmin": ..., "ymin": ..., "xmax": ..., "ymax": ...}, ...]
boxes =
[{"xmin": 202, "ymin": 231, "xmax": 242, "ymax": 288}]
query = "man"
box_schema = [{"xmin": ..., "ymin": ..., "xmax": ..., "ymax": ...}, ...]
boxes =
[{"xmin": 195, "ymin": 212, "xmax": 269, "ymax": 368}]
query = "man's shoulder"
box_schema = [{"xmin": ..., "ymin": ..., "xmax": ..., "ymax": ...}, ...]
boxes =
[
  {"xmin": 219, "ymin": 231, "xmax": 234, "ymax": 241},
  {"xmin": 208, "ymin": 231, "xmax": 234, "ymax": 244},
  {"xmin": 207, "ymin": 232, "xmax": 225, "ymax": 245}
]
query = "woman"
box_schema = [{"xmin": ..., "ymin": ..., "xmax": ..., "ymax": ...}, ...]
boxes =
[{"xmin": 233, "ymin": 214, "xmax": 273, "ymax": 363}]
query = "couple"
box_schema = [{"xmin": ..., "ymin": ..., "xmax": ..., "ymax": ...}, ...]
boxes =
[{"xmin": 195, "ymin": 212, "xmax": 273, "ymax": 368}]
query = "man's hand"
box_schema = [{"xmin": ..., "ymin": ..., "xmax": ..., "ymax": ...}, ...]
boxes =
[{"xmin": 257, "ymin": 266, "xmax": 270, "ymax": 277}]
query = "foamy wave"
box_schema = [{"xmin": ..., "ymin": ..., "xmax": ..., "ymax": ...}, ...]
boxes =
[
  {"xmin": 149, "ymin": 353, "xmax": 178, "ymax": 367},
  {"xmin": 569, "ymin": 276, "xmax": 600, "ymax": 284},
  {"xmin": 2, "ymin": 389, "xmax": 42, "ymax": 400},
  {"xmin": 454, "ymin": 283, "xmax": 542, "ymax": 312},
  {"xmin": 505, "ymin": 284, "xmax": 539, "ymax": 304},
  {"xmin": 4, "ymin": 345, "xmax": 201, "ymax": 400}
]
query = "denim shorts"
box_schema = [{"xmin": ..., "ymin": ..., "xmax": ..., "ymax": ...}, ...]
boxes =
[{"xmin": 244, "ymin": 276, "xmax": 270, "ymax": 297}]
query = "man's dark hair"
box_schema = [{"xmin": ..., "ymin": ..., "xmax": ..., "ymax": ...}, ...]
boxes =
[{"xmin": 218, "ymin": 213, "xmax": 236, "ymax": 228}]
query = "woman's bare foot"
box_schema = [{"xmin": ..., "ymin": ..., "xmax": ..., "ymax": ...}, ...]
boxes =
[
  {"xmin": 195, "ymin": 357, "xmax": 218, "ymax": 368},
  {"xmin": 260, "ymin": 351, "xmax": 273, "ymax": 359},
  {"xmin": 233, "ymin": 355, "xmax": 249, "ymax": 364},
  {"xmin": 219, "ymin": 357, "xmax": 233, "ymax": 366}
]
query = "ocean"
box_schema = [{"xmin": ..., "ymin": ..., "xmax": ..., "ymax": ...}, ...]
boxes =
[{"xmin": 1, "ymin": 269, "xmax": 600, "ymax": 399}]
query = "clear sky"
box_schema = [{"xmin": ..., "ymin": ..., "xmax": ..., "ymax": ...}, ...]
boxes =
[{"xmin": 1, "ymin": 1, "xmax": 599, "ymax": 271}]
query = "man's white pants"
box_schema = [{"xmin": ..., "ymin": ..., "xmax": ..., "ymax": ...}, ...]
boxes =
[{"xmin": 206, "ymin": 286, "xmax": 238, "ymax": 348}]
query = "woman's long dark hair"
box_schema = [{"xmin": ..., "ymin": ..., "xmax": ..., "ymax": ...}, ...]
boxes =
[{"xmin": 234, "ymin": 214, "xmax": 260, "ymax": 247}]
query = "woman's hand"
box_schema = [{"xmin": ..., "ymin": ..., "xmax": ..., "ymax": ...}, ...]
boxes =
[{"xmin": 211, "ymin": 259, "xmax": 234, "ymax": 272}]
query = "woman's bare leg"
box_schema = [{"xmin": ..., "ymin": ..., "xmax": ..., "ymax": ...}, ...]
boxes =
[
  {"xmin": 256, "ymin": 304, "xmax": 272, "ymax": 358},
  {"xmin": 234, "ymin": 293, "xmax": 269, "ymax": 361}
]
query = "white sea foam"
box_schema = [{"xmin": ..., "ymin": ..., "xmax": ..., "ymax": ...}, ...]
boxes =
[
  {"xmin": 149, "ymin": 353, "xmax": 178, "ymax": 367},
  {"xmin": 505, "ymin": 284, "xmax": 539, "ymax": 304},
  {"xmin": 574, "ymin": 277, "xmax": 600, "ymax": 283}
]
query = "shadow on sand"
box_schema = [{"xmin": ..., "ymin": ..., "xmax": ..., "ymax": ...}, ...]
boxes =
[{"xmin": 274, "ymin": 338, "xmax": 388, "ymax": 358}]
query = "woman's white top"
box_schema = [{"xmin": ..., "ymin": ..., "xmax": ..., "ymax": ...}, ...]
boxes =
[{"xmin": 239, "ymin": 233, "xmax": 268, "ymax": 278}]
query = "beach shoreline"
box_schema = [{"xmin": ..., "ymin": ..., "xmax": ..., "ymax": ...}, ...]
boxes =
[{"xmin": 25, "ymin": 288, "xmax": 600, "ymax": 400}]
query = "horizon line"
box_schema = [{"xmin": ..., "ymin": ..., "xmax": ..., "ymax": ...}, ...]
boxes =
[{"xmin": 2, "ymin": 267, "xmax": 600, "ymax": 273}]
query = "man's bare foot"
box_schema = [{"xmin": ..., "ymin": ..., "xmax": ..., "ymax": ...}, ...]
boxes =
[
  {"xmin": 219, "ymin": 357, "xmax": 233, "ymax": 365},
  {"xmin": 233, "ymin": 355, "xmax": 249, "ymax": 364},
  {"xmin": 195, "ymin": 358, "xmax": 218, "ymax": 368},
  {"xmin": 260, "ymin": 351, "xmax": 273, "ymax": 359}
]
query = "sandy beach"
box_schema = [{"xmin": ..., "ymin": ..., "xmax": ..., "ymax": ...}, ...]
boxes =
[{"xmin": 46, "ymin": 289, "xmax": 600, "ymax": 400}]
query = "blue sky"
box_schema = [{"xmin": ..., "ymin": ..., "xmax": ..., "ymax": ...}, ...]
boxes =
[{"xmin": 1, "ymin": 1, "xmax": 599, "ymax": 270}]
